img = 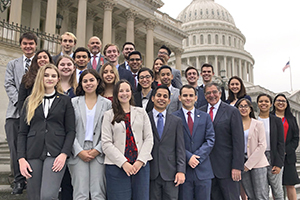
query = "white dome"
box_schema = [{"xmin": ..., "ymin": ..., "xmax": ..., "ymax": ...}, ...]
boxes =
[{"xmin": 177, "ymin": 0, "xmax": 235, "ymax": 26}]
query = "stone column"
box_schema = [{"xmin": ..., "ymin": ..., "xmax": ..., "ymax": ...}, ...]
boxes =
[
  {"xmin": 205, "ymin": 55, "xmax": 208, "ymax": 63},
  {"xmin": 30, "ymin": 0, "xmax": 41, "ymax": 30},
  {"xmin": 45, "ymin": 0, "xmax": 57, "ymax": 35},
  {"xmin": 187, "ymin": 57, "xmax": 190, "ymax": 65},
  {"xmin": 214, "ymin": 56, "xmax": 218, "ymax": 76},
  {"xmin": 196, "ymin": 56, "xmax": 200, "ymax": 70},
  {"xmin": 250, "ymin": 65, "xmax": 254, "ymax": 83},
  {"xmin": 232, "ymin": 57, "xmax": 236, "ymax": 76},
  {"xmin": 59, "ymin": 0, "xmax": 74, "ymax": 35},
  {"xmin": 76, "ymin": 0, "xmax": 87, "ymax": 47},
  {"xmin": 174, "ymin": 48, "xmax": 183, "ymax": 71},
  {"xmin": 9, "ymin": 0, "xmax": 22, "ymax": 24},
  {"xmin": 247, "ymin": 62, "xmax": 251, "ymax": 82},
  {"xmin": 86, "ymin": 8, "xmax": 97, "ymax": 43},
  {"xmin": 145, "ymin": 19, "xmax": 156, "ymax": 69},
  {"xmin": 102, "ymin": 0, "xmax": 115, "ymax": 46},
  {"xmin": 223, "ymin": 56, "xmax": 227, "ymax": 77},
  {"xmin": 238, "ymin": 59, "xmax": 242, "ymax": 78},
  {"xmin": 125, "ymin": 9, "xmax": 137, "ymax": 43},
  {"xmin": 242, "ymin": 61, "xmax": 247, "ymax": 81}
]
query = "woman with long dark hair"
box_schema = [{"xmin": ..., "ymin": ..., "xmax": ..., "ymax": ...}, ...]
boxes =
[
  {"xmin": 152, "ymin": 57, "xmax": 166, "ymax": 87},
  {"xmin": 99, "ymin": 62, "xmax": 120, "ymax": 101},
  {"xmin": 101, "ymin": 80, "xmax": 153, "ymax": 200},
  {"xmin": 236, "ymin": 98, "xmax": 269, "ymax": 200},
  {"xmin": 257, "ymin": 93, "xmax": 285, "ymax": 199},
  {"xmin": 18, "ymin": 64, "xmax": 75, "ymax": 200},
  {"xmin": 271, "ymin": 94, "xmax": 300, "ymax": 200},
  {"xmin": 226, "ymin": 76, "xmax": 251, "ymax": 106}
]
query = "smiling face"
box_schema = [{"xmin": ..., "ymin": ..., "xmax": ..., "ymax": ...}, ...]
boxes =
[
  {"xmin": 61, "ymin": 34, "xmax": 75, "ymax": 55},
  {"xmin": 102, "ymin": 64, "xmax": 116, "ymax": 85},
  {"xmin": 118, "ymin": 82, "xmax": 132, "ymax": 105},
  {"xmin": 229, "ymin": 78, "xmax": 241, "ymax": 95},
  {"xmin": 81, "ymin": 73, "xmax": 98, "ymax": 94},
  {"xmin": 138, "ymin": 70, "xmax": 153, "ymax": 90},
  {"xmin": 179, "ymin": 87, "xmax": 197, "ymax": 111},
  {"xmin": 122, "ymin": 44, "xmax": 135, "ymax": 60},
  {"xmin": 128, "ymin": 54, "xmax": 142, "ymax": 73},
  {"xmin": 20, "ymin": 38, "xmax": 37, "ymax": 58},
  {"xmin": 158, "ymin": 48, "xmax": 170, "ymax": 62},
  {"xmin": 153, "ymin": 59, "xmax": 164, "ymax": 73},
  {"xmin": 57, "ymin": 57, "xmax": 75, "ymax": 78},
  {"xmin": 74, "ymin": 51, "xmax": 90, "ymax": 70},
  {"xmin": 159, "ymin": 68, "xmax": 173, "ymax": 87},
  {"xmin": 238, "ymin": 100, "xmax": 250, "ymax": 118},
  {"xmin": 152, "ymin": 88, "xmax": 170, "ymax": 112},
  {"xmin": 37, "ymin": 52, "xmax": 50, "ymax": 68},
  {"xmin": 186, "ymin": 69, "xmax": 199, "ymax": 85},
  {"xmin": 274, "ymin": 96, "xmax": 287, "ymax": 112},
  {"xmin": 44, "ymin": 68, "xmax": 59, "ymax": 93},
  {"xmin": 204, "ymin": 85, "xmax": 221, "ymax": 106},
  {"xmin": 258, "ymin": 95, "xmax": 272, "ymax": 113},
  {"xmin": 88, "ymin": 37, "xmax": 102, "ymax": 55},
  {"xmin": 104, "ymin": 45, "xmax": 120, "ymax": 63},
  {"xmin": 200, "ymin": 66, "xmax": 214, "ymax": 84}
]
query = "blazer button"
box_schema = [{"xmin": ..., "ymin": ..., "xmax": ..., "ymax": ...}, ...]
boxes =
[{"xmin": 45, "ymin": 129, "xmax": 48, "ymax": 133}]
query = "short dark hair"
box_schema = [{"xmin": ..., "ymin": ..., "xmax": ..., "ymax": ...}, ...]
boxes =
[
  {"xmin": 137, "ymin": 67, "xmax": 154, "ymax": 79},
  {"xmin": 122, "ymin": 42, "xmax": 135, "ymax": 50},
  {"xmin": 160, "ymin": 45, "xmax": 171, "ymax": 56},
  {"xmin": 257, "ymin": 93, "xmax": 272, "ymax": 104},
  {"xmin": 76, "ymin": 69, "xmax": 104, "ymax": 96},
  {"xmin": 128, "ymin": 51, "xmax": 142, "ymax": 60},
  {"xmin": 19, "ymin": 32, "xmax": 38, "ymax": 45},
  {"xmin": 201, "ymin": 63, "xmax": 214, "ymax": 73},
  {"xmin": 185, "ymin": 66, "xmax": 199, "ymax": 77},
  {"xmin": 73, "ymin": 47, "xmax": 91, "ymax": 59},
  {"xmin": 152, "ymin": 84, "xmax": 170, "ymax": 99},
  {"xmin": 180, "ymin": 84, "xmax": 196, "ymax": 95},
  {"xmin": 204, "ymin": 82, "xmax": 221, "ymax": 93},
  {"xmin": 159, "ymin": 65, "xmax": 172, "ymax": 74}
]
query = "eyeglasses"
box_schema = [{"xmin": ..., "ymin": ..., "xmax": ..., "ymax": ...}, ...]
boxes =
[
  {"xmin": 205, "ymin": 90, "xmax": 219, "ymax": 96},
  {"xmin": 276, "ymin": 99, "xmax": 286, "ymax": 103},
  {"xmin": 139, "ymin": 75, "xmax": 152, "ymax": 80},
  {"xmin": 238, "ymin": 105, "xmax": 249, "ymax": 109},
  {"xmin": 129, "ymin": 58, "xmax": 141, "ymax": 62}
]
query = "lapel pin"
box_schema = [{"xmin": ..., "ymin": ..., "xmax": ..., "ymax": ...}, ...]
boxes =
[
  {"xmin": 57, "ymin": 96, "xmax": 59, "ymax": 98},
  {"xmin": 197, "ymin": 115, "xmax": 200, "ymax": 117}
]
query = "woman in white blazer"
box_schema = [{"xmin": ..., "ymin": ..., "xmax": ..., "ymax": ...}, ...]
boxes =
[
  {"xmin": 236, "ymin": 98, "xmax": 269, "ymax": 200},
  {"xmin": 68, "ymin": 69, "xmax": 112, "ymax": 200},
  {"xmin": 101, "ymin": 80, "xmax": 153, "ymax": 200}
]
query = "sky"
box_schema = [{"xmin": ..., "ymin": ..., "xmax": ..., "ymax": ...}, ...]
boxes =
[{"xmin": 159, "ymin": 0, "xmax": 300, "ymax": 93}]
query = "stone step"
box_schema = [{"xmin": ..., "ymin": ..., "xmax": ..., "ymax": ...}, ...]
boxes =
[
  {"xmin": 0, "ymin": 185, "xmax": 28, "ymax": 200},
  {"xmin": 0, "ymin": 156, "xmax": 10, "ymax": 165}
]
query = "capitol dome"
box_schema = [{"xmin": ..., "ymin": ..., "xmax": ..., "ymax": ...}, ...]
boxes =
[{"xmin": 169, "ymin": 0, "xmax": 255, "ymax": 85}]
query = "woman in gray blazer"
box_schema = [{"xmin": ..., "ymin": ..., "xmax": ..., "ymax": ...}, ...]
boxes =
[
  {"xmin": 68, "ymin": 69, "xmax": 112, "ymax": 200},
  {"xmin": 102, "ymin": 80, "xmax": 153, "ymax": 200}
]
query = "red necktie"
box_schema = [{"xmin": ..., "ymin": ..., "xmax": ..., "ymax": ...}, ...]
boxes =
[
  {"xmin": 187, "ymin": 111, "xmax": 193, "ymax": 135},
  {"xmin": 133, "ymin": 74, "xmax": 137, "ymax": 89},
  {"xmin": 209, "ymin": 106, "xmax": 214, "ymax": 121},
  {"xmin": 92, "ymin": 55, "xmax": 97, "ymax": 70}
]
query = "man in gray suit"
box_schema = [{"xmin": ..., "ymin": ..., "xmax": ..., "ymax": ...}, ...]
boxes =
[
  {"xmin": 52, "ymin": 32, "xmax": 77, "ymax": 64},
  {"xmin": 4, "ymin": 32, "xmax": 37, "ymax": 194},
  {"xmin": 87, "ymin": 36, "xmax": 106, "ymax": 72},
  {"xmin": 148, "ymin": 85, "xmax": 186, "ymax": 200},
  {"xmin": 158, "ymin": 45, "xmax": 182, "ymax": 89},
  {"xmin": 159, "ymin": 65, "xmax": 181, "ymax": 114}
]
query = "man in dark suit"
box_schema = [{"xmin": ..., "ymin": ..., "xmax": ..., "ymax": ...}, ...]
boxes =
[
  {"xmin": 158, "ymin": 45, "xmax": 182, "ymax": 89},
  {"xmin": 128, "ymin": 51, "xmax": 143, "ymax": 91},
  {"xmin": 72, "ymin": 47, "xmax": 91, "ymax": 83},
  {"xmin": 103, "ymin": 43, "xmax": 135, "ymax": 87},
  {"xmin": 119, "ymin": 42, "xmax": 135, "ymax": 70},
  {"xmin": 195, "ymin": 63, "xmax": 226, "ymax": 109},
  {"xmin": 87, "ymin": 36, "xmax": 106, "ymax": 72},
  {"xmin": 52, "ymin": 32, "xmax": 76, "ymax": 64},
  {"xmin": 148, "ymin": 85, "xmax": 186, "ymax": 200},
  {"xmin": 200, "ymin": 82, "xmax": 244, "ymax": 200},
  {"xmin": 4, "ymin": 32, "xmax": 37, "ymax": 195},
  {"xmin": 173, "ymin": 85, "xmax": 215, "ymax": 200}
]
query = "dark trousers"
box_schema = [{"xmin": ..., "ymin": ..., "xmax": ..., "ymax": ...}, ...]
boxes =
[
  {"xmin": 5, "ymin": 118, "xmax": 25, "ymax": 183},
  {"xmin": 106, "ymin": 163, "xmax": 150, "ymax": 200},
  {"xmin": 27, "ymin": 157, "xmax": 66, "ymax": 200},
  {"xmin": 60, "ymin": 166, "xmax": 73, "ymax": 200},
  {"xmin": 211, "ymin": 177, "xmax": 240, "ymax": 200},
  {"xmin": 150, "ymin": 174, "xmax": 179, "ymax": 200}
]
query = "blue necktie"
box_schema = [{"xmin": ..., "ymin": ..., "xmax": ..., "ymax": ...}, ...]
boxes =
[{"xmin": 157, "ymin": 113, "xmax": 164, "ymax": 139}]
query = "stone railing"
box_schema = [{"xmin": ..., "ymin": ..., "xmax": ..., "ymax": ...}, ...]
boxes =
[
  {"xmin": 0, "ymin": 19, "xmax": 60, "ymax": 55},
  {"xmin": 154, "ymin": 10, "xmax": 182, "ymax": 28}
]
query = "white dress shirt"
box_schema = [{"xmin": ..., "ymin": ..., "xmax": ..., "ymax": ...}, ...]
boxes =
[
  {"xmin": 207, "ymin": 99, "xmax": 221, "ymax": 121},
  {"xmin": 181, "ymin": 107, "xmax": 195, "ymax": 123}
]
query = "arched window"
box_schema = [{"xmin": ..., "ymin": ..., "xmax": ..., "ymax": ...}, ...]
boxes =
[
  {"xmin": 208, "ymin": 34, "xmax": 211, "ymax": 44},
  {"xmin": 200, "ymin": 35, "xmax": 204, "ymax": 44},
  {"xmin": 215, "ymin": 34, "xmax": 219, "ymax": 44},
  {"xmin": 234, "ymin": 38, "xmax": 236, "ymax": 47},
  {"xmin": 229, "ymin": 36, "xmax": 231, "ymax": 46},
  {"xmin": 193, "ymin": 35, "xmax": 196, "ymax": 45},
  {"xmin": 222, "ymin": 35, "xmax": 225, "ymax": 45}
]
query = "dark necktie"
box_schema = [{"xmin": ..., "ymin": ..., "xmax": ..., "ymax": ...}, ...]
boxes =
[
  {"xmin": 209, "ymin": 106, "xmax": 214, "ymax": 121},
  {"xmin": 25, "ymin": 58, "xmax": 30, "ymax": 73},
  {"xmin": 92, "ymin": 55, "xmax": 97, "ymax": 70},
  {"xmin": 187, "ymin": 111, "xmax": 193, "ymax": 135},
  {"xmin": 133, "ymin": 74, "xmax": 137, "ymax": 89},
  {"xmin": 157, "ymin": 113, "xmax": 164, "ymax": 139}
]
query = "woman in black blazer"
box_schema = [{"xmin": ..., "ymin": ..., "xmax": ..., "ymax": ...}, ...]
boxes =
[
  {"xmin": 257, "ymin": 93, "xmax": 285, "ymax": 199},
  {"xmin": 18, "ymin": 64, "xmax": 75, "ymax": 200},
  {"xmin": 271, "ymin": 94, "xmax": 300, "ymax": 200}
]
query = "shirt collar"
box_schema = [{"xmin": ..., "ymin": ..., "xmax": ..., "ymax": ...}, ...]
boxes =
[
  {"xmin": 182, "ymin": 107, "xmax": 195, "ymax": 116},
  {"xmin": 142, "ymin": 89, "xmax": 152, "ymax": 99},
  {"xmin": 23, "ymin": 54, "xmax": 34, "ymax": 62},
  {"xmin": 208, "ymin": 99, "xmax": 221, "ymax": 110},
  {"xmin": 153, "ymin": 108, "xmax": 166, "ymax": 118},
  {"xmin": 91, "ymin": 52, "xmax": 101, "ymax": 58}
]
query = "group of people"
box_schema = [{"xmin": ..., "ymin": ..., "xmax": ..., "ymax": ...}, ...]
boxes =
[{"xmin": 3, "ymin": 31, "xmax": 300, "ymax": 200}]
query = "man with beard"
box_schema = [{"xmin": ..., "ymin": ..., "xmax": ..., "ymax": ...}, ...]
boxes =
[
  {"xmin": 159, "ymin": 65, "xmax": 181, "ymax": 114},
  {"xmin": 87, "ymin": 36, "xmax": 106, "ymax": 72},
  {"xmin": 73, "ymin": 47, "xmax": 91, "ymax": 83},
  {"xmin": 53, "ymin": 32, "xmax": 77, "ymax": 64},
  {"xmin": 119, "ymin": 42, "xmax": 135, "ymax": 70}
]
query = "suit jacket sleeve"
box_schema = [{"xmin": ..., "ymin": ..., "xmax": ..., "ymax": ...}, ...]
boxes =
[
  {"xmin": 17, "ymin": 102, "xmax": 30, "ymax": 159},
  {"xmin": 194, "ymin": 114, "xmax": 215, "ymax": 164},
  {"xmin": 285, "ymin": 116, "xmax": 299, "ymax": 156},
  {"xmin": 176, "ymin": 118, "xmax": 186, "ymax": 173},
  {"xmin": 274, "ymin": 116, "xmax": 285, "ymax": 168},
  {"xmin": 4, "ymin": 60, "xmax": 19, "ymax": 106},
  {"xmin": 18, "ymin": 81, "xmax": 28, "ymax": 113},
  {"xmin": 173, "ymin": 69, "xmax": 182, "ymax": 89},
  {"xmin": 231, "ymin": 108, "xmax": 245, "ymax": 170}
]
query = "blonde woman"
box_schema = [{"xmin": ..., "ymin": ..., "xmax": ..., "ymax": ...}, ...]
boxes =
[
  {"xmin": 18, "ymin": 64, "xmax": 75, "ymax": 200},
  {"xmin": 99, "ymin": 62, "xmax": 120, "ymax": 101}
]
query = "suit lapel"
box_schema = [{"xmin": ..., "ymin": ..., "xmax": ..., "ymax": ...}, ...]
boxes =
[
  {"xmin": 130, "ymin": 106, "xmax": 137, "ymax": 127},
  {"xmin": 48, "ymin": 93, "xmax": 62, "ymax": 116},
  {"xmin": 78, "ymin": 96, "xmax": 87, "ymax": 130},
  {"xmin": 192, "ymin": 110, "xmax": 201, "ymax": 136},
  {"xmin": 213, "ymin": 102, "xmax": 225, "ymax": 125},
  {"xmin": 161, "ymin": 114, "xmax": 171, "ymax": 141},
  {"xmin": 93, "ymin": 96, "xmax": 102, "ymax": 132},
  {"xmin": 248, "ymin": 118, "xmax": 255, "ymax": 138},
  {"xmin": 16, "ymin": 57, "xmax": 25, "ymax": 82},
  {"xmin": 149, "ymin": 111, "xmax": 160, "ymax": 140},
  {"xmin": 178, "ymin": 109, "xmax": 191, "ymax": 139}
]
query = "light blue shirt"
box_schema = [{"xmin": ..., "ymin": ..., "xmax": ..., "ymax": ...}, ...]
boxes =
[{"xmin": 152, "ymin": 108, "xmax": 167, "ymax": 128}]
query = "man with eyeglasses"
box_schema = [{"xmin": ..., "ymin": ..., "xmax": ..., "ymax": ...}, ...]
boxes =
[
  {"xmin": 53, "ymin": 32, "xmax": 77, "ymax": 64},
  {"xmin": 73, "ymin": 47, "xmax": 91, "ymax": 83},
  {"xmin": 128, "ymin": 51, "xmax": 143, "ymax": 91},
  {"xmin": 134, "ymin": 68, "xmax": 155, "ymax": 113},
  {"xmin": 200, "ymin": 82, "xmax": 244, "ymax": 200},
  {"xmin": 158, "ymin": 45, "xmax": 182, "ymax": 89},
  {"xmin": 120, "ymin": 42, "xmax": 135, "ymax": 70}
]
